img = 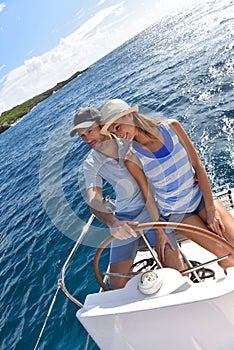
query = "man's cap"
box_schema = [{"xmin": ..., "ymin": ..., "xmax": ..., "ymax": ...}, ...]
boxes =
[
  {"xmin": 70, "ymin": 107, "xmax": 102, "ymax": 137},
  {"xmin": 100, "ymin": 99, "xmax": 138, "ymax": 135}
]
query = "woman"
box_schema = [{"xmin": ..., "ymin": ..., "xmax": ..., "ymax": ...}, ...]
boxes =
[{"xmin": 100, "ymin": 98, "xmax": 234, "ymax": 270}]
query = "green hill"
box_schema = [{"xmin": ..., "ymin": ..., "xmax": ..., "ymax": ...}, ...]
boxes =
[{"xmin": 0, "ymin": 68, "xmax": 88, "ymax": 134}]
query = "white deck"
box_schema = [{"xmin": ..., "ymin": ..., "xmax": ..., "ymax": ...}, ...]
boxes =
[
  {"xmin": 76, "ymin": 193, "xmax": 234, "ymax": 350},
  {"xmin": 77, "ymin": 239, "xmax": 234, "ymax": 349}
]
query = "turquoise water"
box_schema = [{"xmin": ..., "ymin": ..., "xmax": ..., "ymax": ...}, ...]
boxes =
[{"xmin": 0, "ymin": 0, "xmax": 233, "ymax": 349}]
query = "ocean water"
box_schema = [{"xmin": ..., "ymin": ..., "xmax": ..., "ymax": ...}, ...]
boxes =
[{"xmin": 0, "ymin": 0, "xmax": 234, "ymax": 349}]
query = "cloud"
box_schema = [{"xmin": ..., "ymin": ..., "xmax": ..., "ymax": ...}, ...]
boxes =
[
  {"xmin": 67, "ymin": 2, "xmax": 125, "ymax": 40},
  {"xmin": 0, "ymin": 0, "xmax": 199, "ymax": 114},
  {"xmin": 97, "ymin": 0, "xmax": 108, "ymax": 6},
  {"xmin": 0, "ymin": 2, "xmax": 128, "ymax": 113},
  {"xmin": 0, "ymin": 2, "xmax": 6, "ymax": 12}
]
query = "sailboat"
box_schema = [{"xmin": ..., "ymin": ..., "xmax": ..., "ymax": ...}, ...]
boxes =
[{"xmin": 34, "ymin": 187, "xmax": 234, "ymax": 350}]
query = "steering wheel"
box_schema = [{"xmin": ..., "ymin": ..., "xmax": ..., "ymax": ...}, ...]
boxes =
[{"xmin": 93, "ymin": 221, "xmax": 234, "ymax": 291}]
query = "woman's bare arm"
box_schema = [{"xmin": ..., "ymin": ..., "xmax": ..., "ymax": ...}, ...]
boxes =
[{"xmin": 169, "ymin": 119, "xmax": 224, "ymax": 235}]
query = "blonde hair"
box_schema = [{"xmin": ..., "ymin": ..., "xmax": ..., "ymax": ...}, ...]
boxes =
[{"xmin": 132, "ymin": 112, "xmax": 161, "ymax": 138}]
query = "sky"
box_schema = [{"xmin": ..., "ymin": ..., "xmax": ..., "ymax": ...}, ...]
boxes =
[{"xmin": 0, "ymin": 0, "xmax": 199, "ymax": 114}]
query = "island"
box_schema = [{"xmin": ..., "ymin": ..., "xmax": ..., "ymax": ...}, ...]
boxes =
[{"xmin": 0, "ymin": 68, "xmax": 89, "ymax": 134}]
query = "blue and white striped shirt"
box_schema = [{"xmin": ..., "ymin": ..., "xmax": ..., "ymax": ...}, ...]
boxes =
[{"xmin": 132, "ymin": 122, "xmax": 202, "ymax": 216}]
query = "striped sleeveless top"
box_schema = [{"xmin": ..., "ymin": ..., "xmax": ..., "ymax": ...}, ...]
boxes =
[{"xmin": 132, "ymin": 122, "xmax": 202, "ymax": 216}]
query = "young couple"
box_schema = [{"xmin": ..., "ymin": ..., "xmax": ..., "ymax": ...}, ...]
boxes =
[{"xmin": 70, "ymin": 99, "xmax": 234, "ymax": 289}]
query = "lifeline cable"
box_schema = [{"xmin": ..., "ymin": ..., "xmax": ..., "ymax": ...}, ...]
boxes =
[{"xmin": 33, "ymin": 285, "xmax": 61, "ymax": 350}]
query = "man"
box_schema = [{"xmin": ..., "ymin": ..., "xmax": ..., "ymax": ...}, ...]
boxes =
[{"xmin": 70, "ymin": 106, "xmax": 187, "ymax": 289}]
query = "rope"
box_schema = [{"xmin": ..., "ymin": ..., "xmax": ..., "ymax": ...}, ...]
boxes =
[
  {"xmin": 33, "ymin": 212, "xmax": 96, "ymax": 350},
  {"xmin": 189, "ymin": 260, "xmax": 215, "ymax": 283},
  {"xmin": 84, "ymin": 334, "xmax": 91, "ymax": 350},
  {"xmin": 33, "ymin": 284, "xmax": 61, "ymax": 350}
]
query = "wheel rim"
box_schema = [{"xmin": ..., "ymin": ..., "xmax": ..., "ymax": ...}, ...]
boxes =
[{"xmin": 93, "ymin": 221, "xmax": 234, "ymax": 291}]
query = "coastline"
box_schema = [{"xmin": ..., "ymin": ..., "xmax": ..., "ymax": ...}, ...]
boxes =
[{"xmin": 0, "ymin": 68, "xmax": 89, "ymax": 134}]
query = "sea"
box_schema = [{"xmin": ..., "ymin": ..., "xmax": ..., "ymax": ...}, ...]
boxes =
[{"xmin": 0, "ymin": 0, "xmax": 233, "ymax": 349}]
